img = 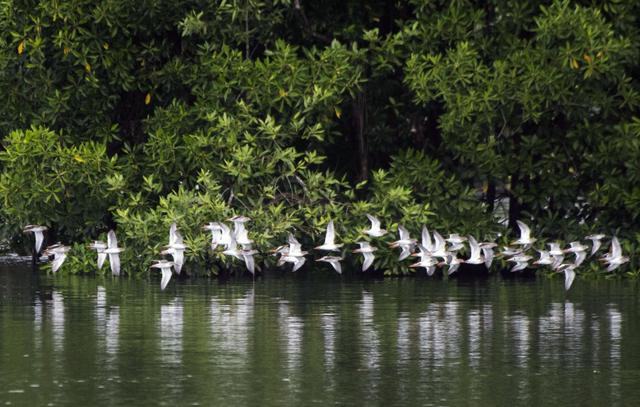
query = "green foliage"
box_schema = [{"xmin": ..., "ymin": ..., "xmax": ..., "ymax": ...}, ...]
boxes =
[{"xmin": 1, "ymin": 0, "xmax": 640, "ymax": 275}]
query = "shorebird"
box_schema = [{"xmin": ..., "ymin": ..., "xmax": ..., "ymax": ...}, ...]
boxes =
[
  {"xmin": 150, "ymin": 260, "xmax": 174, "ymax": 290},
  {"xmin": 229, "ymin": 215, "xmax": 252, "ymax": 246},
  {"xmin": 585, "ymin": 234, "xmax": 606, "ymax": 256},
  {"xmin": 513, "ymin": 220, "xmax": 536, "ymax": 248},
  {"xmin": 353, "ymin": 241, "xmax": 377, "ymax": 271},
  {"xmin": 480, "ymin": 242, "xmax": 497, "ymax": 269},
  {"xmin": 161, "ymin": 223, "xmax": 187, "ymax": 274},
  {"xmin": 565, "ymin": 241, "xmax": 588, "ymax": 267},
  {"xmin": 445, "ymin": 254, "xmax": 464, "ymax": 275},
  {"xmin": 317, "ymin": 255, "xmax": 343, "ymax": 274},
  {"xmin": 548, "ymin": 243, "xmax": 565, "ymax": 269},
  {"xmin": 44, "ymin": 244, "xmax": 70, "ymax": 273},
  {"xmin": 89, "ymin": 240, "xmax": 107, "ymax": 270},
  {"xmin": 409, "ymin": 250, "xmax": 438, "ymax": 276},
  {"xmin": 601, "ymin": 237, "xmax": 629, "ymax": 272},
  {"xmin": 465, "ymin": 236, "xmax": 484, "ymax": 265},
  {"xmin": 508, "ymin": 254, "xmax": 532, "ymax": 272},
  {"xmin": 240, "ymin": 246, "xmax": 259, "ymax": 275},
  {"xmin": 315, "ymin": 220, "xmax": 343, "ymax": 251},
  {"xmin": 430, "ymin": 232, "xmax": 450, "ymax": 260},
  {"xmin": 105, "ymin": 230, "xmax": 124, "ymax": 276},
  {"xmin": 278, "ymin": 233, "xmax": 307, "ymax": 272},
  {"xmin": 364, "ymin": 214, "xmax": 387, "ymax": 237},
  {"xmin": 533, "ymin": 250, "xmax": 554, "ymax": 266},
  {"xmin": 446, "ymin": 234, "xmax": 467, "ymax": 252},
  {"xmin": 203, "ymin": 222, "xmax": 223, "ymax": 249},
  {"xmin": 23, "ymin": 225, "xmax": 47, "ymax": 255},
  {"xmin": 389, "ymin": 225, "xmax": 417, "ymax": 261}
]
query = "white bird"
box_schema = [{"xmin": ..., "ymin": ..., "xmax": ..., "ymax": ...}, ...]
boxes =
[
  {"xmin": 533, "ymin": 250, "xmax": 554, "ymax": 266},
  {"xmin": 548, "ymin": 243, "xmax": 565, "ymax": 269},
  {"xmin": 508, "ymin": 254, "xmax": 532, "ymax": 272},
  {"xmin": 479, "ymin": 242, "xmax": 497, "ymax": 269},
  {"xmin": 446, "ymin": 234, "xmax": 467, "ymax": 252},
  {"xmin": 565, "ymin": 241, "xmax": 588, "ymax": 267},
  {"xmin": 445, "ymin": 254, "xmax": 464, "ymax": 275},
  {"xmin": 500, "ymin": 246, "xmax": 523, "ymax": 257},
  {"xmin": 602, "ymin": 237, "xmax": 629, "ymax": 272},
  {"xmin": 161, "ymin": 223, "xmax": 187, "ymax": 274},
  {"xmin": 430, "ymin": 232, "xmax": 450, "ymax": 260},
  {"xmin": 229, "ymin": 215, "xmax": 252, "ymax": 245},
  {"xmin": 221, "ymin": 233, "xmax": 243, "ymax": 260},
  {"xmin": 409, "ymin": 252, "xmax": 438, "ymax": 276},
  {"xmin": 89, "ymin": 240, "xmax": 107, "ymax": 270},
  {"xmin": 277, "ymin": 233, "xmax": 307, "ymax": 272},
  {"xmin": 558, "ymin": 264, "xmax": 577, "ymax": 291},
  {"xmin": 315, "ymin": 220, "xmax": 343, "ymax": 251},
  {"xmin": 389, "ymin": 225, "xmax": 417, "ymax": 261},
  {"xmin": 513, "ymin": 220, "xmax": 536, "ymax": 247},
  {"xmin": 317, "ymin": 255, "xmax": 343, "ymax": 274},
  {"xmin": 23, "ymin": 225, "xmax": 47, "ymax": 255},
  {"xmin": 364, "ymin": 214, "xmax": 387, "ymax": 237},
  {"xmin": 353, "ymin": 242, "xmax": 377, "ymax": 271},
  {"xmin": 203, "ymin": 222, "xmax": 224, "ymax": 249},
  {"xmin": 585, "ymin": 234, "xmax": 606, "ymax": 256},
  {"xmin": 44, "ymin": 244, "xmax": 70, "ymax": 273},
  {"xmin": 150, "ymin": 260, "xmax": 174, "ymax": 290},
  {"xmin": 420, "ymin": 226, "xmax": 434, "ymax": 253},
  {"xmin": 104, "ymin": 230, "xmax": 124, "ymax": 276},
  {"xmin": 465, "ymin": 236, "xmax": 484, "ymax": 264},
  {"xmin": 241, "ymin": 247, "xmax": 259, "ymax": 275}
]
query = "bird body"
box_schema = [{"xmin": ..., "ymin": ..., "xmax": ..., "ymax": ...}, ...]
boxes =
[
  {"xmin": 364, "ymin": 214, "xmax": 387, "ymax": 237},
  {"xmin": 150, "ymin": 260, "xmax": 174, "ymax": 290},
  {"xmin": 353, "ymin": 242, "xmax": 377, "ymax": 271},
  {"xmin": 315, "ymin": 220, "xmax": 343, "ymax": 251},
  {"xmin": 513, "ymin": 220, "xmax": 536, "ymax": 247},
  {"xmin": 317, "ymin": 255, "xmax": 343, "ymax": 274},
  {"xmin": 44, "ymin": 244, "xmax": 70, "ymax": 273}
]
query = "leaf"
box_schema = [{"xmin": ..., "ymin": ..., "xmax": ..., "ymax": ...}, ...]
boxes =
[
  {"xmin": 17, "ymin": 40, "xmax": 25, "ymax": 55},
  {"xmin": 145, "ymin": 93, "xmax": 152, "ymax": 105},
  {"xmin": 334, "ymin": 106, "xmax": 342, "ymax": 118}
]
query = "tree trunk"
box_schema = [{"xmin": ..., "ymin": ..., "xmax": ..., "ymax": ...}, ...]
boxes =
[{"xmin": 353, "ymin": 92, "xmax": 368, "ymax": 182}]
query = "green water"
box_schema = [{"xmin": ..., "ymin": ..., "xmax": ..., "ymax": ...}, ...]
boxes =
[{"xmin": 1, "ymin": 264, "xmax": 640, "ymax": 406}]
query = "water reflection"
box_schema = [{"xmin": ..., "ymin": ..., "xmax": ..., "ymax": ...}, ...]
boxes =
[
  {"xmin": 159, "ymin": 298, "xmax": 184, "ymax": 366},
  {"xmin": 1, "ymin": 272, "xmax": 638, "ymax": 406}
]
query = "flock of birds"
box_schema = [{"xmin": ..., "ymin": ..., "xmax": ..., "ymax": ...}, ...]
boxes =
[{"xmin": 22, "ymin": 217, "xmax": 630, "ymax": 291}]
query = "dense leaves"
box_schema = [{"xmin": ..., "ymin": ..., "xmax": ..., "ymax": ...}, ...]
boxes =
[{"xmin": 0, "ymin": 0, "xmax": 639, "ymax": 275}]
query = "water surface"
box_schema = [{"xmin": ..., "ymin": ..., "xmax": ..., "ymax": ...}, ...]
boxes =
[{"xmin": 1, "ymin": 263, "xmax": 639, "ymax": 406}]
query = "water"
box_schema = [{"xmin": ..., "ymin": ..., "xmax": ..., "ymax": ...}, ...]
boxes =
[{"xmin": 1, "ymin": 264, "xmax": 640, "ymax": 406}]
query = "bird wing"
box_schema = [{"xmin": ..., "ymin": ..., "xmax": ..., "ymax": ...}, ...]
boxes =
[
  {"xmin": 421, "ymin": 226, "xmax": 433, "ymax": 251},
  {"xmin": 243, "ymin": 254, "xmax": 255, "ymax": 275},
  {"xmin": 324, "ymin": 220, "xmax": 335, "ymax": 246},
  {"xmin": 362, "ymin": 252, "xmax": 374, "ymax": 271},
  {"xmin": 398, "ymin": 225, "xmax": 410, "ymax": 241},
  {"xmin": 398, "ymin": 245, "xmax": 412, "ymax": 261},
  {"xmin": 330, "ymin": 260, "xmax": 342, "ymax": 274},
  {"xmin": 109, "ymin": 253, "xmax": 121, "ymax": 276},
  {"xmin": 169, "ymin": 222, "xmax": 177, "ymax": 246},
  {"xmin": 292, "ymin": 257, "xmax": 306, "ymax": 272},
  {"xmin": 34, "ymin": 230, "xmax": 44, "ymax": 254},
  {"xmin": 516, "ymin": 220, "xmax": 531, "ymax": 240},
  {"xmin": 468, "ymin": 236, "xmax": 480, "ymax": 260},
  {"xmin": 590, "ymin": 240, "xmax": 601, "ymax": 256},
  {"xmin": 107, "ymin": 230, "xmax": 118, "ymax": 249},
  {"xmin": 366, "ymin": 214, "xmax": 380, "ymax": 230},
  {"xmin": 160, "ymin": 268, "xmax": 172, "ymax": 290},
  {"xmin": 433, "ymin": 232, "xmax": 445, "ymax": 251},
  {"xmin": 564, "ymin": 268, "xmax": 576, "ymax": 291},
  {"xmin": 51, "ymin": 252, "xmax": 67, "ymax": 273},
  {"xmin": 97, "ymin": 252, "xmax": 107, "ymax": 270},
  {"xmin": 611, "ymin": 237, "xmax": 622, "ymax": 258}
]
